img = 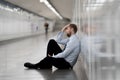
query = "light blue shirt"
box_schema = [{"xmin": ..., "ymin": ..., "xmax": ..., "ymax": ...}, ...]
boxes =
[{"xmin": 53, "ymin": 32, "xmax": 81, "ymax": 66}]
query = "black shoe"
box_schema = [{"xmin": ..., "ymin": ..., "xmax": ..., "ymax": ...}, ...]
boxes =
[{"xmin": 24, "ymin": 62, "xmax": 38, "ymax": 69}]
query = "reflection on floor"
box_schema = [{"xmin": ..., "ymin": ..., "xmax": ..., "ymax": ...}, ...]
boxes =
[{"xmin": 0, "ymin": 32, "xmax": 87, "ymax": 80}]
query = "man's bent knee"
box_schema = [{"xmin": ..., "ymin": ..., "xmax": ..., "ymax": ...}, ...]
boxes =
[{"xmin": 49, "ymin": 39, "xmax": 57, "ymax": 43}]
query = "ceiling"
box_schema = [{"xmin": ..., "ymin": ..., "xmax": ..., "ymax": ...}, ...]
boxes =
[
  {"xmin": 4, "ymin": 0, "xmax": 119, "ymax": 20},
  {"xmin": 5, "ymin": 0, "xmax": 74, "ymax": 20}
]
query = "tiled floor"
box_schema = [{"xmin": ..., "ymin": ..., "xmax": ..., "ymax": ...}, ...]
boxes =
[{"xmin": 0, "ymin": 32, "xmax": 88, "ymax": 80}]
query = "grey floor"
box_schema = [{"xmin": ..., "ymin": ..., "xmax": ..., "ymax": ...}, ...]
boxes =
[
  {"xmin": 0, "ymin": 32, "xmax": 87, "ymax": 80},
  {"xmin": 0, "ymin": 32, "xmax": 119, "ymax": 80}
]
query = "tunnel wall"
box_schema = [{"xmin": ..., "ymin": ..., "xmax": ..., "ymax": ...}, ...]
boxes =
[
  {"xmin": 0, "ymin": 8, "xmax": 54, "ymax": 41},
  {"xmin": 72, "ymin": 0, "xmax": 120, "ymax": 80}
]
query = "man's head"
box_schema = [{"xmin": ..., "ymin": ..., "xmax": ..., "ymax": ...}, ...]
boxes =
[
  {"xmin": 44, "ymin": 23, "xmax": 49, "ymax": 27},
  {"xmin": 64, "ymin": 24, "xmax": 78, "ymax": 37}
]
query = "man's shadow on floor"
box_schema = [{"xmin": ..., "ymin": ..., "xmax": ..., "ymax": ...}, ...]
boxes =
[{"xmin": 35, "ymin": 69, "xmax": 78, "ymax": 80}]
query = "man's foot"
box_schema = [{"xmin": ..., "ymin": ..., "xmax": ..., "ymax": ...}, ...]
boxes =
[{"xmin": 24, "ymin": 62, "xmax": 38, "ymax": 69}]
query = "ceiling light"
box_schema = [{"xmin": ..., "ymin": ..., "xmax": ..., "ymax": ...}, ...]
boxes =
[
  {"xmin": 39, "ymin": 0, "xmax": 63, "ymax": 19},
  {"xmin": 40, "ymin": 0, "xmax": 44, "ymax": 3}
]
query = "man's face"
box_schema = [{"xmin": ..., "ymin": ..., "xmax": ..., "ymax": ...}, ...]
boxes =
[{"xmin": 64, "ymin": 26, "xmax": 72, "ymax": 37}]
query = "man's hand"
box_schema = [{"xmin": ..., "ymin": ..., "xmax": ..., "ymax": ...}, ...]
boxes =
[
  {"xmin": 61, "ymin": 24, "xmax": 69, "ymax": 32},
  {"xmin": 48, "ymin": 54, "xmax": 52, "ymax": 57}
]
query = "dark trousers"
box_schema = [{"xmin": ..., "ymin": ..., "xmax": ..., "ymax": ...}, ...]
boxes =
[{"xmin": 35, "ymin": 39, "xmax": 72, "ymax": 69}]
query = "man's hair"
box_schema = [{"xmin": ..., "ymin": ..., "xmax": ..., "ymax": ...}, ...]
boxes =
[
  {"xmin": 69, "ymin": 24, "xmax": 78, "ymax": 33},
  {"xmin": 44, "ymin": 23, "xmax": 49, "ymax": 27}
]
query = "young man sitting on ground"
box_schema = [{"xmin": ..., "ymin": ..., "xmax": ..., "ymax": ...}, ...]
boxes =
[{"xmin": 24, "ymin": 23, "xmax": 81, "ymax": 69}]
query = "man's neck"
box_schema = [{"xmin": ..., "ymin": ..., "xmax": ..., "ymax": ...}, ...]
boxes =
[{"xmin": 70, "ymin": 33, "xmax": 75, "ymax": 37}]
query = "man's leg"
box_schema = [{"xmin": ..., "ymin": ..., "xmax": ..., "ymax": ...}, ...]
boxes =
[
  {"xmin": 24, "ymin": 57, "xmax": 72, "ymax": 69},
  {"xmin": 35, "ymin": 57, "xmax": 52, "ymax": 69},
  {"xmin": 35, "ymin": 57, "xmax": 72, "ymax": 69},
  {"xmin": 46, "ymin": 39, "xmax": 62, "ymax": 56},
  {"xmin": 50, "ymin": 57, "xmax": 72, "ymax": 69},
  {"xmin": 24, "ymin": 39, "xmax": 63, "ymax": 69},
  {"xmin": 24, "ymin": 57, "xmax": 52, "ymax": 69}
]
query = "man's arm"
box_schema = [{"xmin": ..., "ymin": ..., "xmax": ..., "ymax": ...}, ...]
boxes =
[
  {"xmin": 56, "ymin": 31, "xmax": 69, "ymax": 45},
  {"xmin": 53, "ymin": 37, "xmax": 76, "ymax": 58},
  {"xmin": 56, "ymin": 25, "xmax": 70, "ymax": 45}
]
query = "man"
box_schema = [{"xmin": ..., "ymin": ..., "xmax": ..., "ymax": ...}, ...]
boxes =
[
  {"xmin": 24, "ymin": 23, "xmax": 80, "ymax": 69},
  {"xmin": 44, "ymin": 22, "xmax": 49, "ymax": 35}
]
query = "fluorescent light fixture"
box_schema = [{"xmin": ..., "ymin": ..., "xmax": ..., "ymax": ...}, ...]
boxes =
[
  {"xmin": 0, "ymin": 5, "xmax": 14, "ymax": 12},
  {"xmin": 40, "ymin": 0, "xmax": 45, "ymax": 3},
  {"xmin": 40, "ymin": 0, "xmax": 63, "ymax": 19}
]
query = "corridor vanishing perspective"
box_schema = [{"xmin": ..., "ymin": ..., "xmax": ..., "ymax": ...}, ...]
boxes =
[{"xmin": 0, "ymin": 0, "xmax": 120, "ymax": 80}]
